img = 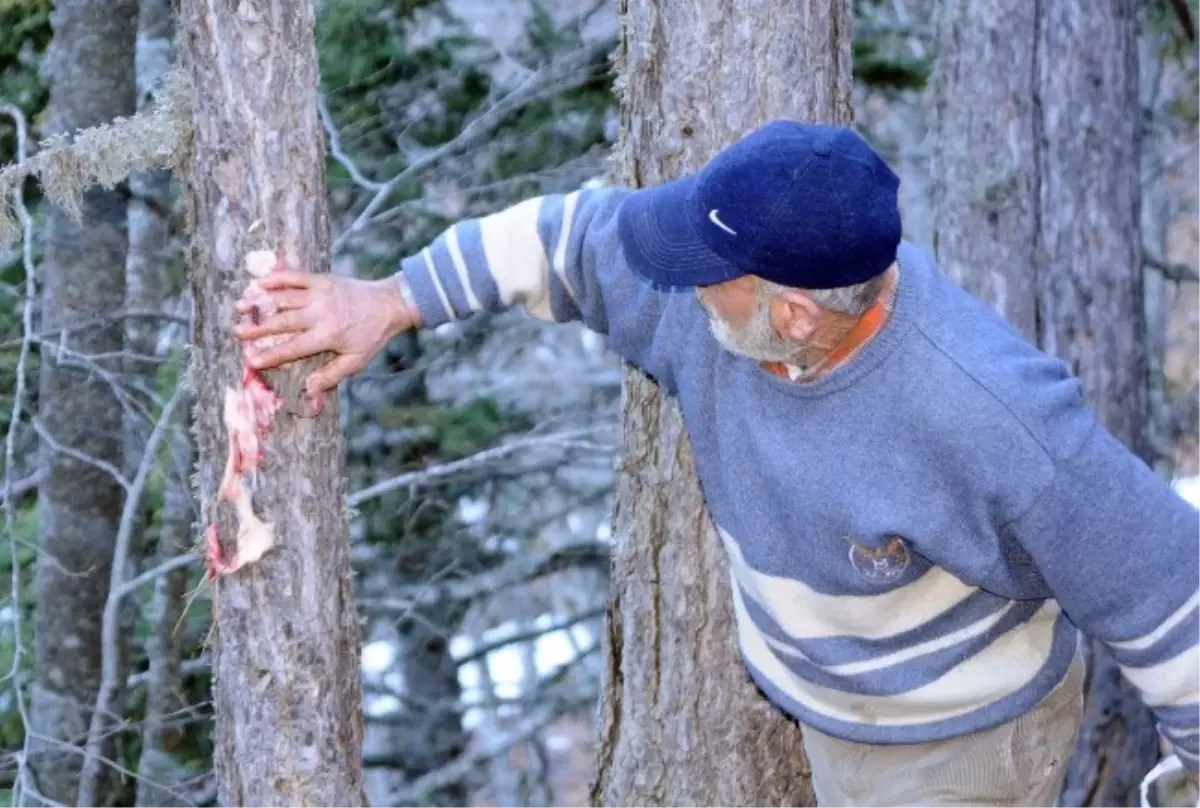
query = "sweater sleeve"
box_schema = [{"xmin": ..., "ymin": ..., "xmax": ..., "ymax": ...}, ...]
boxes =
[
  {"xmin": 394, "ymin": 185, "xmax": 684, "ymax": 391},
  {"xmin": 1006, "ymin": 412, "xmax": 1200, "ymax": 771}
]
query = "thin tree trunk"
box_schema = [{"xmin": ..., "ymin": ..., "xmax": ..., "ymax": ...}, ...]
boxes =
[
  {"xmin": 931, "ymin": 2, "xmax": 1157, "ymax": 805},
  {"xmin": 928, "ymin": 1, "xmax": 1041, "ymax": 336},
  {"xmin": 365, "ymin": 352, "xmax": 468, "ymax": 806},
  {"xmin": 124, "ymin": 0, "xmax": 177, "ymax": 483},
  {"xmin": 28, "ymin": 0, "xmax": 137, "ymax": 804},
  {"xmin": 175, "ymin": 1, "xmax": 365, "ymax": 804},
  {"xmin": 134, "ymin": 410, "xmax": 194, "ymax": 808},
  {"xmin": 519, "ymin": 615, "xmax": 554, "ymax": 808},
  {"xmin": 394, "ymin": 543, "xmax": 468, "ymax": 807},
  {"xmin": 591, "ymin": 6, "xmax": 851, "ymax": 804},
  {"xmin": 1138, "ymin": 21, "xmax": 1178, "ymax": 480},
  {"xmin": 124, "ymin": 1, "xmax": 194, "ymax": 803}
]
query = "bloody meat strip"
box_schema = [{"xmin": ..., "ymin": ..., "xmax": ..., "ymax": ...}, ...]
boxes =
[{"xmin": 205, "ymin": 250, "xmax": 294, "ymax": 579}]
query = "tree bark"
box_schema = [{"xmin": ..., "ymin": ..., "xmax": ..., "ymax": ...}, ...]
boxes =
[
  {"xmin": 28, "ymin": 0, "xmax": 137, "ymax": 804},
  {"xmin": 176, "ymin": 1, "xmax": 366, "ymax": 804},
  {"xmin": 590, "ymin": 3, "xmax": 852, "ymax": 804},
  {"xmin": 931, "ymin": 2, "xmax": 1157, "ymax": 805}
]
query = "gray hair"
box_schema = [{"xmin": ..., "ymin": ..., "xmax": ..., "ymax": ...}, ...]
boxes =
[{"xmin": 757, "ymin": 273, "xmax": 886, "ymax": 316}]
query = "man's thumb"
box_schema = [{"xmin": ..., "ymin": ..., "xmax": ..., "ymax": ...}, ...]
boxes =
[{"xmin": 305, "ymin": 354, "xmax": 361, "ymax": 396}]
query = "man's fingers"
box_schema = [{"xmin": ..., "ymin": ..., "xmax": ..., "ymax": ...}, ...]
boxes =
[
  {"xmin": 255, "ymin": 270, "xmax": 315, "ymax": 291},
  {"xmin": 270, "ymin": 290, "xmax": 313, "ymax": 312},
  {"xmin": 305, "ymin": 354, "xmax": 363, "ymax": 396},
  {"xmin": 244, "ymin": 330, "xmax": 326, "ymax": 370},
  {"xmin": 234, "ymin": 308, "xmax": 313, "ymax": 342},
  {"xmin": 235, "ymin": 289, "xmax": 310, "ymax": 315}
]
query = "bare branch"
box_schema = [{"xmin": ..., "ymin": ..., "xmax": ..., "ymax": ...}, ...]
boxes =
[
  {"xmin": 454, "ymin": 606, "xmax": 605, "ymax": 667},
  {"xmin": 0, "ymin": 307, "xmax": 189, "ymax": 351},
  {"xmin": 347, "ymin": 427, "xmax": 613, "ymax": 507},
  {"xmin": 1145, "ymin": 250, "xmax": 1199, "ymax": 283},
  {"xmin": 330, "ymin": 67, "xmax": 543, "ymax": 253},
  {"xmin": 2, "ymin": 470, "xmax": 42, "ymax": 502},
  {"xmin": 357, "ymin": 541, "xmax": 609, "ymax": 613},
  {"xmin": 385, "ymin": 692, "xmax": 594, "ymax": 803},
  {"xmin": 330, "ymin": 43, "xmax": 609, "ymax": 254},
  {"xmin": 32, "ymin": 417, "xmax": 132, "ymax": 492},
  {"xmin": 35, "ymin": 334, "xmax": 164, "ymax": 422},
  {"xmin": 110, "ymin": 551, "xmax": 198, "ymax": 603},
  {"xmin": 370, "ymin": 152, "xmax": 606, "ymax": 227},
  {"xmin": 76, "ymin": 385, "xmax": 184, "ymax": 808},
  {"xmin": 126, "ymin": 655, "xmax": 209, "ymax": 689},
  {"xmin": 22, "ymin": 727, "xmax": 206, "ymax": 808},
  {"xmin": 317, "ymin": 93, "xmax": 382, "ymax": 192},
  {"xmin": 18, "ymin": 762, "xmax": 69, "ymax": 808}
]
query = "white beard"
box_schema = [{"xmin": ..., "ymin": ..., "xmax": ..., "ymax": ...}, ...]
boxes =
[{"xmin": 705, "ymin": 307, "xmax": 808, "ymax": 367}]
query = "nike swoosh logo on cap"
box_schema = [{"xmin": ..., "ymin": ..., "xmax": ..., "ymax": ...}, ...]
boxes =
[{"xmin": 708, "ymin": 209, "xmax": 737, "ymax": 236}]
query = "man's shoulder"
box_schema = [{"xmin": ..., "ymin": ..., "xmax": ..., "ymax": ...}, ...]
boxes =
[{"xmin": 906, "ymin": 259, "xmax": 1094, "ymax": 464}]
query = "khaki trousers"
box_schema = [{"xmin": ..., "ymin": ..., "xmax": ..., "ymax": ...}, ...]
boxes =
[{"xmin": 802, "ymin": 651, "xmax": 1086, "ymax": 807}]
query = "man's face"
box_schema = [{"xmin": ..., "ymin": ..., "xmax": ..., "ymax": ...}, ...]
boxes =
[{"xmin": 695, "ymin": 277, "xmax": 815, "ymax": 365}]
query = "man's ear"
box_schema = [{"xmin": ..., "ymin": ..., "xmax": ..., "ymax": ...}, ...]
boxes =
[{"xmin": 771, "ymin": 288, "xmax": 821, "ymax": 342}]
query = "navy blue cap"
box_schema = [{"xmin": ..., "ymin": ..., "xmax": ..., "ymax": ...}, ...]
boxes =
[{"xmin": 617, "ymin": 120, "xmax": 902, "ymax": 291}]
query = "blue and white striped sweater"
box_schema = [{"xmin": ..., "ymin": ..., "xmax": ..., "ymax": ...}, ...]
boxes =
[{"xmin": 398, "ymin": 186, "xmax": 1200, "ymax": 767}]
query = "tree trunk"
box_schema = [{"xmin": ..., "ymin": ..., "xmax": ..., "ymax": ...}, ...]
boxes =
[
  {"xmin": 931, "ymin": 2, "xmax": 1157, "ymax": 805},
  {"xmin": 123, "ymin": 2, "xmax": 196, "ymax": 803},
  {"xmin": 134, "ymin": 415, "xmax": 195, "ymax": 808},
  {"xmin": 352, "ymin": 354, "xmax": 469, "ymax": 805},
  {"xmin": 28, "ymin": 0, "xmax": 137, "ymax": 804},
  {"xmin": 591, "ymin": 4, "xmax": 852, "ymax": 804},
  {"xmin": 392, "ymin": 542, "xmax": 468, "ymax": 807},
  {"xmin": 176, "ymin": 1, "xmax": 365, "ymax": 804},
  {"xmin": 1138, "ymin": 20, "xmax": 1180, "ymax": 481}
]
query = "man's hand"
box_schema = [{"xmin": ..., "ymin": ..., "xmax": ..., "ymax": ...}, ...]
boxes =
[{"xmin": 233, "ymin": 270, "xmax": 418, "ymax": 396}]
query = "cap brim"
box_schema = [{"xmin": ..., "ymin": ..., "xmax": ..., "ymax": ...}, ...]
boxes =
[{"xmin": 617, "ymin": 175, "xmax": 746, "ymax": 291}]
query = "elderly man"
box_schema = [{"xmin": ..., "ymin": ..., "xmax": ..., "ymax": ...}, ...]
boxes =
[{"xmin": 235, "ymin": 120, "xmax": 1199, "ymax": 806}]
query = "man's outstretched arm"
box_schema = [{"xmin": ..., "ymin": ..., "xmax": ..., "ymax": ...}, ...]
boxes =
[
  {"xmin": 397, "ymin": 186, "xmax": 685, "ymax": 383},
  {"xmin": 1006, "ymin": 386, "xmax": 1200, "ymax": 773},
  {"xmin": 399, "ymin": 193, "xmax": 588, "ymax": 328},
  {"xmin": 236, "ymin": 186, "xmax": 686, "ymax": 393}
]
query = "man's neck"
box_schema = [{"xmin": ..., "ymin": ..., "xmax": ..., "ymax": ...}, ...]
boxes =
[
  {"xmin": 765, "ymin": 264, "xmax": 900, "ymax": 382},
  {"xmin": 797, "ymin": 315, "xmax": 860, "ymax": 370}
]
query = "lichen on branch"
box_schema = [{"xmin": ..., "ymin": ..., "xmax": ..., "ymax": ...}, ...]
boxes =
[{"xmin": 0, "ymin": 64, "xmax": 191, "ymax": 252}]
